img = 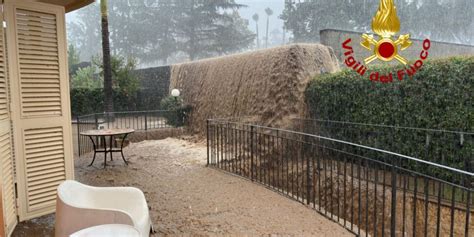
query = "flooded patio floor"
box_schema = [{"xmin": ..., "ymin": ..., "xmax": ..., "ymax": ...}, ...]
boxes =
[{"xmin": 12, "ymin": 137, "xmax": 352, "ymax": 236}]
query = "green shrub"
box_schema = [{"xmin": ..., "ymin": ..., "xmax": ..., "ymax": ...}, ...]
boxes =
[
  {"xmin": 305, "ymin": 57, "xmax": 473, "ymax": 177},
  {"xmin": 160, "ymin": 96, "xmax": 192, "ymax": 127},
  {"xmin": 71, "ymin": 66, "xmax": 103, "ymax": 89},
  {"xmin": 160, "ymin": 95, "xmax": 182, "ymax": 127},
  {"xmin": 306, "ymin": 57, "xmax": 473, "ymax": 130}
]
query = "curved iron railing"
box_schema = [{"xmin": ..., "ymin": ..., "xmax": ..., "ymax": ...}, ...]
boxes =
[{"xmin": 207, "ymin": 118, "xmax": 473, "ymax": 237}]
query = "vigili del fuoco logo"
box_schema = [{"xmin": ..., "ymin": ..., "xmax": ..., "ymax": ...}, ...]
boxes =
[{"xmin": 342, "ymin": 0, "xmax": 431, "ymax": 83}]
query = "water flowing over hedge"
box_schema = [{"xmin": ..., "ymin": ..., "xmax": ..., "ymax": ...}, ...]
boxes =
[{"xmin": 305, "ymin": 57, "xmax": 473, "ymax": 174}]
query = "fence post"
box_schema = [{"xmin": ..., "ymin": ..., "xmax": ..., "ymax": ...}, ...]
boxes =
[
  {"xmin": 250, "ymin": 125, "xmax": 255, "ymax": 181},
  {"xmin": 390, "ymin": 164, "xmax": 397, "ymax": 237},
  {"xmin": 94, "ymin": 113, "xmax": 99, "ymax": 128},
  {"xmin": 77, "ymin": 116, "xmax": 81, "ymax": 157},
  {"xmin": 207, "ymin": 120, "xmax": 210, "ymax": 166},
  {"xmin": 94, "ymin": 113, "xmax": 99, "ymax": 148},
  {"xmin": 145, "ymin": 111, "xmax": 148, "ymax": 140},
  {"xmin": 305, "ymin": 140, "xmax": 311, "ymax": 205},
  {"xmin": 465, "ymin": 155, "xmax": 472, "ymax": 237}
]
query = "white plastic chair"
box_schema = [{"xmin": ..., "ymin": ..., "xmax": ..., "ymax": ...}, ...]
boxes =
[{"xmin": 55, "ymin": 180, "xmax": 152, "ymax": 237}]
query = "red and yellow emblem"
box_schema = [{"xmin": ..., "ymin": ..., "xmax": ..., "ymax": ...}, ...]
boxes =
[{"xmin": 361, "ymin": 0, "xmax": 412, "ymax": 65}]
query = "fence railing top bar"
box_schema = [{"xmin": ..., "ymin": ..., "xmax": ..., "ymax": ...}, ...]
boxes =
[
  {"xmin": 106, "ymin": 110, "xmax": 171, "ymax": 114},
  {"xmin": 292, "ymin": 118, "xmax": 474, "ymax": 135},
  {"xmin": 207, "ymin": 118, "xmax": 474, "ymax": 177},
  {"xmin": 208, "ymin": 116, "xmax": 259, "ymax": 122},
  {"xmin": 77, "ymin": 110, "xmax": 173, "ymax": 119}
]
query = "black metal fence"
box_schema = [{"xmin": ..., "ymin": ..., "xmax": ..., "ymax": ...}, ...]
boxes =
[
  {"xmin": 291, "ymin": 118, "xmax": 474, "ymax": 173},
  {"xmin": 207, "ymin": 118, "xmax": 473, "ymax": 237},
  {"xmin": 76, "ymin": 110, "xmax": 175, "ymax": 156}
]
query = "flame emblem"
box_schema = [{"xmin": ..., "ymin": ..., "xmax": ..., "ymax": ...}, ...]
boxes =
[{"xmin": 361, "ymin": 0, "xmax": 412, "ymax": 65}]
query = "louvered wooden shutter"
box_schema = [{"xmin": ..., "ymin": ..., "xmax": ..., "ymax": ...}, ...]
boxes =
[
  {"xmin": 4, "ymin": 1, "xmax": 74, "ymax": 220},
  {"xmin": 17, "ymin": 9, "xmax": 62, "ymax": 118},
  {"xmin": 0, "ymin": 5, "xmax": 18, "ymax": 236}
]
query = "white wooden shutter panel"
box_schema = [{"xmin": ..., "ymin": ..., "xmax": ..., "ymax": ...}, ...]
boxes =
[
  {"xmin": 0, "ymin": 5, "xmax": 18, "ymax": 236},
  {"xmin": 5, "ymin": 1, "xmax": 74, "ymax": 221},
  {"xmin": 0, "ymin": 128, "xmax": 17, "ymax": 236},
  {"xmin": 17, "ymin": 9, "xmax": 62, "ymax": 117},
  {"xmin": 24, "ymin": 127, "xmax": 66, "ymax": 210}
]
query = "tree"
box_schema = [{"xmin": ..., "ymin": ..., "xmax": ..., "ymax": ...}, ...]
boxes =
[
  {"xmin": 282, "ymin": 26, "xmax": 286, "ymax": 45},
  {"xmin": 110, "ymin": 56, "xmax": 139, "ymax": 95},
  {"xmin": 100, "ymin": 0, "xmax": 113, "ymax": 113},
  {"xmin": 214, "ymin": 11, "xmax": 255, "ymax": 55},
  {"xmin": 174, "ymin": 0, "xmax": 251, "ymax": 60},
  {"xmin": 281, "ymin": 0, "xmax": 356, "ymax": 42},
  {"xmin": 68, "ymin": 0, "xmax": 255, "ymax": 64},
  {"xmin": 280, "ymin": 0, "xmax": 474, "ymax": 44},
  {"xmin": 67, "ymin": 3, "xmax": 100, "ymax": 61},
  {"xmin": 67, "ymin": 44, "xmax": 81, "ymax": 88},
  {"xmin": 252, "ymin": 13, "xmax": 260, "ymax": 48},
  {"xmin": 74, "ymin": 55, "xmax": 138, "ymax": 93},
  {"xmin": 264, "ymin": 7, "xmax": 273, "ymax": 48},
  {"xmin": 71, "ymin": 66, "xmax": 102, "ymax": 89},
  {"xmin": 68, "ymin": 44, "xmax": 80, "ymax": 69}
]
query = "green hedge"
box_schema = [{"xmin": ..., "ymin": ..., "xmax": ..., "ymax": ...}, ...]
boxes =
[
  {"xmin": 305, "ymin": 57, "xmax": 473, "ymax": 176},
  {"xmin": 306, "ymin": 57, "xmax": 473, "ymax": 130},
  {"xmin": 71, "ymin": 88, "xmax": 166, "ymax": 116}
]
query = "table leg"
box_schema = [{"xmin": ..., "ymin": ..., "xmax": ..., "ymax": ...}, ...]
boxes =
[
  {"xmin": 103, "ymin": 136, "xmax": 107, "ymax": 168},
  {"xmin": 88, "ymin": 136, "xmax": 97, "ymax": 166},
  {"xmin": 120, "ymin": 133, "xmax": 129, "ymax": 165}
]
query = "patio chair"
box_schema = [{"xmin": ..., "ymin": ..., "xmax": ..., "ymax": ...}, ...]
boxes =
[{"xmin": 55, "ymin": 180, "xmax": 152, "ymax": 237}]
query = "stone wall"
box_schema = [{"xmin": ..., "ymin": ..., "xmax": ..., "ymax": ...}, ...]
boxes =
[{"xmin": 320, "ymin": 29, "xmax": 474, "ymax": 64}]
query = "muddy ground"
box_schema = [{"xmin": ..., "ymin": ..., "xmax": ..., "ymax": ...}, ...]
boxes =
[{"xmin": 12, "ymin": 137, "xmax": 352, "ymax": 236}]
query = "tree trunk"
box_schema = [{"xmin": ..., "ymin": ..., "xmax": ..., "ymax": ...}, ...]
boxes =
[
  {"xmin": 101, "ymin": 0, "xmax": 113, "ymax": 114},
  {"xmin": 189, "ymin": 0, "xmax": 196, "ymax": 61},
  {"xmin": 256, "ymin": 22, "xmax": 259, "ymax": 48},
  {"xmin": 282, "ymin": 27, "xmax": 286, "ymax": 45},
  {"xmin": 265, "ymin": 16, "xmax": 269, "ymax": 48}
]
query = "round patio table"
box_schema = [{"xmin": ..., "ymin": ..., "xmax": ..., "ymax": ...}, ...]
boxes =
[{"xmin": 80, "ymin": 128, "xmax": 135, "ymax": 168}]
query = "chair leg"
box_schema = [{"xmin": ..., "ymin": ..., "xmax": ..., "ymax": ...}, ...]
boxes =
[{"xmin": 150, "ymin": 221, "xmax": 156, "ymax": 234}]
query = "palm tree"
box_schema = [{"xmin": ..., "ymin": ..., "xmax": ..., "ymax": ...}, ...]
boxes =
[
  {"xmin": 101, "ymin": 0, "xmax": 113, "ymax": 114},
  {"xmin": 265, "ymin": 7, "xmax": 273, "ymax": 48},
  {"xmin": 252, "ymin": 13, "xmax": 259, "ymax": 48},
  {"xmin": 282, "ymin": 26, "xmax": 286, "ymax": 45}
]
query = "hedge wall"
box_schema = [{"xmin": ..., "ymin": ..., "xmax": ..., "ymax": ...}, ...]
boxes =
[
  {"xmin": 70, "ymin": 88, "xmax": 166, "ymax": 116},
  {"xmin": 305, "ymin": 57, "xmax": 473, "ymax": 175},
  {"xmin": 306, "ymin": 57, "xmax": 473, "ymax": 130},
  {"xmin": 71, "ymin": 66, "xmax": 171, "ymax": 116}
]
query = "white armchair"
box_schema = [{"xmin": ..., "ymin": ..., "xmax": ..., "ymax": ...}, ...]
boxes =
[
  {"xmin": 70, "ymin": 224, "xmax": 141, "ymax": 237},
  {"xmin": 55, "ymin": 180, "xmax": 152, "ymax": 237}
]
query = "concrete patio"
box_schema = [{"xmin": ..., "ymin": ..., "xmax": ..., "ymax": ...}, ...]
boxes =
[{"xmin": 12, "ymin": 137, "xmax": 352, "ymax": 236}]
